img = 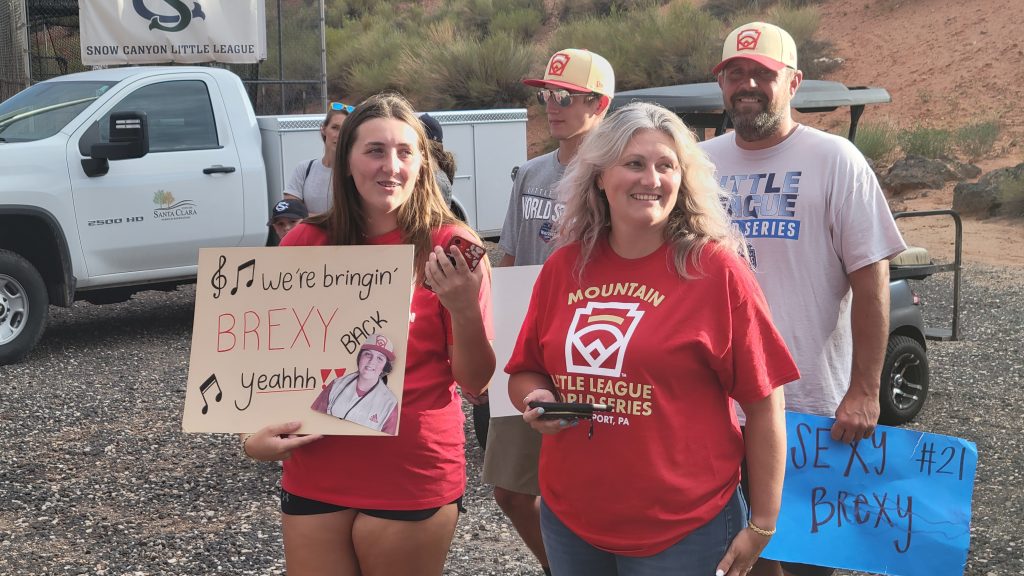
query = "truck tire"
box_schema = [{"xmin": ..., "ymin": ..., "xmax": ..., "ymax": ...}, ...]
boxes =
[
  {"xmin": 879, "ymin": 335, "xmax": 929, "ymax": 426},
  {"xmin": 0, "ymin": 250, "xmax": 49, "ymax": 366}
]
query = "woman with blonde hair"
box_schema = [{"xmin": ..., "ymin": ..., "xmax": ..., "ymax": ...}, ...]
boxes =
[
  {"xmin": 507, "ymin": 102, "xmax": 797, "ymax": 576},
  {"xmin": 243, "ymin": 93, "xmax": 495, "ymax": 576}
]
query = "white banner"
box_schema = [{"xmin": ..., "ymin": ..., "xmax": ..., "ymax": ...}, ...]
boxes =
[
  {"xmin": 489, "ymin": 265, "xmax": 542, "ymax": 418},
  {"xmin": 80, "ymin": 1, "xmax": 267, "ymax": 65}
]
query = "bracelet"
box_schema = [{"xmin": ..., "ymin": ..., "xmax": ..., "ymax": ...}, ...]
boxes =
[
  {"xmin": 241, "ymin": 433, "xmax": 254, "ymax": 458},
  {"xmin": 747, "ymin": 520, "xmax": 776, "ymax": 537}
]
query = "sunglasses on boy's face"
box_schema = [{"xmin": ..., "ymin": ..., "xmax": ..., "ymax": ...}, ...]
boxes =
[
  {"xmin": 536, "ymin": 89, "xmax": 598, "ymax": 108},
  {"xmin": 330, "ymin": 102, "xmax": 355, "ymax": 113}
]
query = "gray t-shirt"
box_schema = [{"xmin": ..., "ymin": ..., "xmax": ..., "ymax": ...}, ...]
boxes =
[
  {"xmin": 701, "ymin": 125, "xmax": 906, "ymax": 418},
  {"xmin": 498, "ymin": 150, "xmax": 565, "ymax": 266},
  {"xmin": 284, "ymin": 158, "xmax": 333, "ymax": 215}
]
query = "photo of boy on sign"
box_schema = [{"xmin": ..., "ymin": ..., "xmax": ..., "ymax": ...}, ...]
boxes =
[{"xmin": 310, "ymin": 334, "xmax": 399, "ymax": 435}]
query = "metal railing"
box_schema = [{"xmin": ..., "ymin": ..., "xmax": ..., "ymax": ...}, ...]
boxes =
[{"xmin": 891, "ymin": 209, "xmax": 963, "ymax": 341}]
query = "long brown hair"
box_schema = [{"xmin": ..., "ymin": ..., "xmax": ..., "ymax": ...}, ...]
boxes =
[{"xmin": 307, "ymin": 93, "xmax": 473, "ymax": 278}]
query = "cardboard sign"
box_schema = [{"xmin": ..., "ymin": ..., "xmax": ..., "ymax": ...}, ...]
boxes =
[
  {"xmin": 763, "ymin": 412, "xmax": 977, "ymax": 576},
  {"xmin": 489, "ymin": 265, "xmax": 542, "ymax": 418},
  {"xmin": 182, "ymin": 246, "xmax": 413, "ymax": 435}
]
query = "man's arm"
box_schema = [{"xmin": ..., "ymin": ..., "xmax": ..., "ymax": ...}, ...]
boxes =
[
  {"xmin": 498, "ymin": 253, "xmax": 515, "ymax": 267},
  {"xmin": 832, "ymin": 260, "xmax": 890, "ymax": 443}
]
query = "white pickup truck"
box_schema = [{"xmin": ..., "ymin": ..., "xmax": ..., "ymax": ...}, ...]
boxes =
[{"xmin": 0, "ymin": 66, "xmax": 527, "ymax": 364}]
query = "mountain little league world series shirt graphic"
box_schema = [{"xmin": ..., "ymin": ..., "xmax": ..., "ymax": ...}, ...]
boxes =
[
  {"xmin": 552, "ymin": 286, "xmax": 662, "ymax": 422},
  {"xmin": 721, "ymin": 170, "xmax": 802, "ymax": 242}
]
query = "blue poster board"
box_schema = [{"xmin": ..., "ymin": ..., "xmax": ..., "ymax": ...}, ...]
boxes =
[{"xmin": 761, "ymin": 412, "xmax": 977, "ymax": 576}]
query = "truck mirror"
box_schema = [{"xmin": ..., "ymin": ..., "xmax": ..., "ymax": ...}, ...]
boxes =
[
  {"xmin": 91, "ymin": 112, "xmax": 149, "ymax": 160},
  {"xmin": 82, "ymin": 112, "xmax": 149, "ymax": 177}
]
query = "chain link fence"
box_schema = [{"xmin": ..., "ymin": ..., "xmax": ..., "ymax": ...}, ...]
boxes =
[
  {"xmin": 0, "ymin": 0, "xmax": 324, "ymax": 115},
  {"xmin": 0, "ymin": 0, "xmax": 28, "ymax": 100}
]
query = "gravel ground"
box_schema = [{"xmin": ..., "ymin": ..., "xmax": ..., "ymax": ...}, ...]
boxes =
[{"xmin": 0, "ymin": 260, "xmax": 1021, "ymax": 576}]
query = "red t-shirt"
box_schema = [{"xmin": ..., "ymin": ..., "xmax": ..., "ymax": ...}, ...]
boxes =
[
  {"xmin": 506, "ymin": 239, "xmax": 798, "ymax": 555},
  {"xmin": 280, "ymin": 222, "xmax": 493, "ymax": 509}
]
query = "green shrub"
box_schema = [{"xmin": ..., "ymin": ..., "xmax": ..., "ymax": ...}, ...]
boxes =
[
  {"xmin": 765, "ymin": 3, "xmax": 819, "ymax": 44},
  {"xmin": 956, "ymin": 120, "xmax": 1000, "ymax": 161},
  {"xmin": 455, "ymin": 0, "xmax": 498, "ymax": 36},
  {"xmin": 782, "ymin": 0, "xmax": 828, "ymax": 6},
  {"xmin": 490, "ymin": 6, "xmax": 545, "ymax": 40},
  {"xmin": 854, "ymin": 123, "xmax": 898, "ymax": 163},
  {"xmin": 897, "ymin": 127, "xmax": 952, "ymax": 159},
  {"xmin": 553, "ymin": 0, "xmax": 720, "ymax": 90},
  {"xmin": 400, "ymin": 28, "xmax": 538, "ymax": 110},
  {"xmin": 326, "ymin": 13, "xmax": 419, "ymax": 101},
  {"xmin": 705, "ymin": 0, "xmax": 766, "ymax": 20},
  {"xmin": 560, "ymin": 0, "xmax": 670, "ymax": 21}
]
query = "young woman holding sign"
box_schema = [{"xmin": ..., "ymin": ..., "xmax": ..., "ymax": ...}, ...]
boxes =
[
  {"xmin": 242, "ymin": 93, "xmax": 495, "ymax": 576},
  {"xmin": 507, "ymin": 102, "xmax": 798, "ymax": 576}
]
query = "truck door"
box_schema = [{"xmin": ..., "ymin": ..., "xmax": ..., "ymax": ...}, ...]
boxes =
[{"xmin": 67, "ymin": 73, "xmax": 245, "ymax": 278}]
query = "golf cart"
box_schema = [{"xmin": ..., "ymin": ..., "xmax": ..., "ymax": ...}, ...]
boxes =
[{"xmin": 612, "ymin": 80, "xmax": 963, "ymax": 425}]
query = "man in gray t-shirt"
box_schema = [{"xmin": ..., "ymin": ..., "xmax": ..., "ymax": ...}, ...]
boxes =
[
  {"xmin": 283, "ymin": 102, "xmax": 349, "ymax": 215},
  {"xmin": 486, "ymin": 48, "xmax": 615, "ymax": 576}
]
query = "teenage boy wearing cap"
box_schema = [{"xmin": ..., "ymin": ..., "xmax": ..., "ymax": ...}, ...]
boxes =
[
  {"xmin": 282, "ymin": 101, "xmax": 351, "ymax": 215},
  {"xmin": 700, "ymin": 22, "xmax": 905, "ymax": 576},
  {"xmin": 268, "ymin": 197, "xmax": 309, "ymax": 242},
  {"xmin": 486, "ymin": 48, "xmax": 615, "ymax": 576}
]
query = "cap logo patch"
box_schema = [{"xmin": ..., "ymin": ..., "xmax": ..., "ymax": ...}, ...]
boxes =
[
  {"xmin": 274, "ymin": 201, "xmax": 289, "ymax": 213},
  {"xmin": 736, "ymin": 29, "xmax": 762, "ymax": 52},
  {"xmin": 374, "ymin": 335, "xmax": 388, "ymax": 347},
  {"xmin": 548, "ymin": 53, "xmax": 571, "ymax": 77}
]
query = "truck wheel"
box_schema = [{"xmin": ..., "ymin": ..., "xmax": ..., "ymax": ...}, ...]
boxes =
[
  {"xmin": 878, "ymin": 335, "xmax": 929, "ymax": 426},
  {"xmin": 0, "ymin": 250, "xmax": 49, "ymax": 366}
]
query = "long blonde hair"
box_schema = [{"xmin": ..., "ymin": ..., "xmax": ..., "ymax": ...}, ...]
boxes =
[
  {"xmin": 557, "ymin": 101, "xmax": 745, "ymax": 279},
  {"xmin": 307, "ymin": 93, "xmax": 476, "ymax": 277}
]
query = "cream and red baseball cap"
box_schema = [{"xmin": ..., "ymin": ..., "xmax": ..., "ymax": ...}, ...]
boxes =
[
  {"xmin": 523, "ymin": 48, "xmax": 615, "ymax": 97},
  {"xmin": 360, "ymin": 334, "xmax": 395, "ymax": 362},
  {"xmin": 712, "ymin": 22, "xmax": 798, "ymax": 75}
]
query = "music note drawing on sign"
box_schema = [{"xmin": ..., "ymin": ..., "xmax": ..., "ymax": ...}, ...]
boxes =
[
  {"xmin": 210, "ymin": 255, "xmax": 228, "ymax": 299},
  {"xmin": 231, "ymin": 259, "xmax": 256, "ymax": 295},
  {"xmin": 199, "ymin": 373, "xmax": 223, "ymax": 415}
]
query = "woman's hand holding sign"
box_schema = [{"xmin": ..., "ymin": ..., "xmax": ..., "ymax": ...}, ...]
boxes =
[{"xmin": 241, "ymin": 421, "xmax": 323, "ymax": 461}]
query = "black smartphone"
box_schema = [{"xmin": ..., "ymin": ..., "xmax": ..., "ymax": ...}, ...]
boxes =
[{"xmin": 527, "ymin": 401, "xmax": 611, "ymax": 420}]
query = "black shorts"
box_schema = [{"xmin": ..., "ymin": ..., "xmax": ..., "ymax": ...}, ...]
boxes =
[
  {"xmin": 280, "ymin": 488, "xmax": 465, "ymax": 521},
  {"xmin": 739, "ymin": 427, "xmax": 836, "ymax": 576}
]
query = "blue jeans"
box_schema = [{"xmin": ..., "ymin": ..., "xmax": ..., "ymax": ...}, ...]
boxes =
[{"xmin": 540, "ymin": 488, "xmax": 747, "ymax": 576}]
